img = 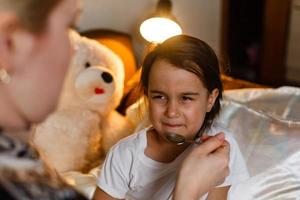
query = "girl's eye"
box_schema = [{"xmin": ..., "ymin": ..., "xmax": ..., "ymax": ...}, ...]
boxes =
[
  {"xmin": 152, "ymin": 95, "xmax": 165, "ymax": 100},
  {"xmin": 151, "ymin": 95, "xmax": 167, "ymax": 103},
  {"xmin": 182, "ymin": 96, "xmax": 193, "ymax": 101}
]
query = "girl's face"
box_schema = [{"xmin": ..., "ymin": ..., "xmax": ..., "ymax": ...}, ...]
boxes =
[
  {"xmin": 147, "ymin": 59, "xmax": 218, "ymax": 141},
  {"xmin": 9, "ymin": 0, "xmax": 79, "ymax": 123}
]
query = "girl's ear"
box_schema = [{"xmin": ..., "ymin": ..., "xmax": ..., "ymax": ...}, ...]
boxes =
[{"xmin": 206, "ymin": 88, "xmax": 219, "ymax": 112}]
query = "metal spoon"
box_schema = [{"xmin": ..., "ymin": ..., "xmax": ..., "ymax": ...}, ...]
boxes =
[{"xmin": 166, "ymin": 132, "xmax": 201, "ymax": 145}]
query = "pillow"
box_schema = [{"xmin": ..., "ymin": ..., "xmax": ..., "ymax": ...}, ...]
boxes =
[
  {"xmin": 223, "ymin": 87, "xmax": 300, "ymax": 199},
  {"xmin": 220, "ymin": 86, "xmax": 300, "ymax": 176}
]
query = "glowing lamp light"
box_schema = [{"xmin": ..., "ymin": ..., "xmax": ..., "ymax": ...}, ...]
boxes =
[
  {"xmin": 139, "ymin": 0, "xmax": 182, "ymax": 43},
  {"xmin": 140, "ymin": 17, "xmax": 182, "ymax": 43}
]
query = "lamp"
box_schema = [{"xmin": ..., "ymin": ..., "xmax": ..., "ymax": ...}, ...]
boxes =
[{"xmin": 139, "ymin": 0, "xmax": 182, "ymax": 43}]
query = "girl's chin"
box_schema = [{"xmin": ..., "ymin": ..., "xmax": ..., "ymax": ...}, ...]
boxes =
[{"xmin": 162, "ymin": 126, "xmax": 184, "ymax": 134}]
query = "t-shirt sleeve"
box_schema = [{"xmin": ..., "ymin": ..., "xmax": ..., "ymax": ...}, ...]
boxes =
[
  {"xmin": 97, "ymin": 144, "xmax": 133, "ymax": 199},
  {"xmin": 219, "ymin": 131, "xmax": 250, "ymax": 187}
]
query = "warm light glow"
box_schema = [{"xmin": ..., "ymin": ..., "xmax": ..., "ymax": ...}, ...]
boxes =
[{"xmin": 140, "ymin": 17, "xmax": 182, "ymax": 43}]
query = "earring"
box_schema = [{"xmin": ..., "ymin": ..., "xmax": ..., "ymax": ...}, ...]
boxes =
[{"xmin": 0, "ymin": 68, "xmax": 11, "ymax": 84}]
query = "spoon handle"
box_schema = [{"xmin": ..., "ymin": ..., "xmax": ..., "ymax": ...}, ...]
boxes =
[
  {"xmin": 185, "ymin": 139, "xmax": 201, "ymax": 144},
  {"xmin": 187, "ymin": 135, "xmax": 213, "ymax": 144}
]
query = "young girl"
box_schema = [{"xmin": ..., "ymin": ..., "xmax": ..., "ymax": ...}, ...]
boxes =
[{"xmin": 94, "ymin": 35, "xmax": 249, "ymax": 200}]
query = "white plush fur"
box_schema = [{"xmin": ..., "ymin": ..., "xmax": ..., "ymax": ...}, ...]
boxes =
[{"xmin": 33, "ymin": 30, "xmax": 133, "ymax": 173}]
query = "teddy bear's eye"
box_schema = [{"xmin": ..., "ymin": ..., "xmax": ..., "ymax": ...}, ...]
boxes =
[{"xmin": 85, "ymin": 62, "xmax": 91, "ymax": 68}]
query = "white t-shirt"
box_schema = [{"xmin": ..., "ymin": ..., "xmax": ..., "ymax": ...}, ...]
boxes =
[{"xmin": 97, "ymin": 123, "xmax": 249, "ymax": 200}]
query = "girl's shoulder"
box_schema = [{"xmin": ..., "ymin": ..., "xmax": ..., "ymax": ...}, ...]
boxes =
[
  {"xmin": 108, "ymin": 127, "xmax": 149, "ymax": 157},
  {"xmin": 207, "ymin": 122, "xmax": 237, "ymax": 144},
  {"xmin": 207, "ymin": 121, "xmax": 232, "ymax": 135}
]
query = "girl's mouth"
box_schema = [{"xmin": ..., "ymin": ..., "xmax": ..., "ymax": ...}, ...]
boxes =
[{"xmin": 163, "ymin": 123, "xmax": 182, "ymax": 128}]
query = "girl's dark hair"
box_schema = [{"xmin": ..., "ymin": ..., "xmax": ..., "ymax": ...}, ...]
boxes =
[{"xmin": 140, "ymin": 35, "xmax": 223, "ymax": 133}]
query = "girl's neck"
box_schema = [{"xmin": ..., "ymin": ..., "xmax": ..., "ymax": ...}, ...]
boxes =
[{"xmin": 145, "ymin": 128, "xmax": 190, "ymax": 163}]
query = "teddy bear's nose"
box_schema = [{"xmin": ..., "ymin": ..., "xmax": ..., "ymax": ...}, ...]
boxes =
[{"xmin": 101, "ymin": 72, "xmax": 113, "ymax": 83}]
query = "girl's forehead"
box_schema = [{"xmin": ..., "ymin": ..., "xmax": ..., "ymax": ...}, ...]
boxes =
[
  {"xmin": 150, "ymin": 59, "xmax": 198, "ymax": 79},
  {"xmin": 149, "ymin": 62, "xmax": 206, "ymax": 90}
]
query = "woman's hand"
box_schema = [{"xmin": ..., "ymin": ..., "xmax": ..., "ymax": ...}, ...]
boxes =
[{"xmin": 173, "ymin": 132, "xmax": 230, "ymax": 200}]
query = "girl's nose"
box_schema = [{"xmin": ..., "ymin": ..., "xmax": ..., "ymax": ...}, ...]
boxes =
[{"xmin": 165, "ymin": 100, "xmax": 180, "ymax": 118}]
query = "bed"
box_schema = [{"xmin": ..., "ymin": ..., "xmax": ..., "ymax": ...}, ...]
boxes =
[{"xmin": 65, "ymin": 29, "xmax": 300, "ymax": 199}]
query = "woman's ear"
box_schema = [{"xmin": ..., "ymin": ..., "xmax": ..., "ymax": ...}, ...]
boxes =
[
  {"xmin": 206, "ymin": 88, "xmax": 219, "ymax": 112},
  {"xmin": 0, "ymin": 12, "xmax": 35, "ymax": 72},
  {"xmin": 0, "ymin": 13, "xmax": 18, "ymax": 71}
]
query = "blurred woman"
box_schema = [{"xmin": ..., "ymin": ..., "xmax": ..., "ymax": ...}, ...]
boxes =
[{"xmin": 0, "ymin": 0, "xmax": 86, "ymax": 199}]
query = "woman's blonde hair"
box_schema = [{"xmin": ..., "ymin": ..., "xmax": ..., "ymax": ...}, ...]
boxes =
[{"xmin": 0, "ymin": 0, "xmax": 61, "ymax": 32}]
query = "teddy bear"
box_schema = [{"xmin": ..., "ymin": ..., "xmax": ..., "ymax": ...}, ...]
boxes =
[{"xmin": 32, "ymin": 30, "xmax": 133, "ymax": 173}]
